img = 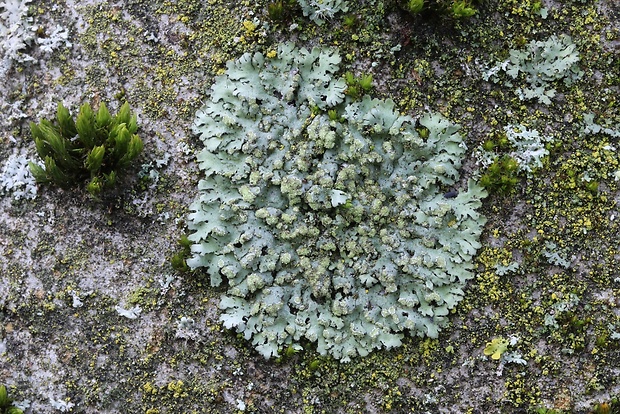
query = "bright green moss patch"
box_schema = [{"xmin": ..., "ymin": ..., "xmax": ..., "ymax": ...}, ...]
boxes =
[{"xmin": 29, "ymin": 101, "xmax": 143, "ymax": 196}]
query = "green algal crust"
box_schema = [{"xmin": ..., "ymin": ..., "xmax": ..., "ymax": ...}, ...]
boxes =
[{"xmin": 188, "ymin": 43, "xmax": 487, "ymax": 361}]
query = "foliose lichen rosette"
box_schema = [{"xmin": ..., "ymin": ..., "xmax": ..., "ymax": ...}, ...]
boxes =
[{"xmin": 188, "ymin": 42, "xmax": 487, "ymax": 361}]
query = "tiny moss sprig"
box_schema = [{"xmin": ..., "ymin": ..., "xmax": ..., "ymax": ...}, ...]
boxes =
[
  {"xmin": 170, "ymin": 235, "xmax": 192, "ymax": 272},
  {"xmin": 267, "ymin": 1, "xmax": 286, "ymax": 20},
  {"xmin": 401, "ymin": 0, "xmax": 478, "ymax": 18},
  {"xmin": 266, "ymin": 0, "xmax": 297, "ymax": 22},
  {"xmin": 342, "ymin": 14, "xmax": 358, "ymax": 29},
  {"xmin": 592, "ymin": 399, "xmax": 619, "ymax": 414},
  {"xmin": 344, "ymin": 71, "xmax": 373, "ymax": 99},
  {"xmin": 405, "ymin": 0, "xmax": 424, "ymax": 14},
  {"xmin": 0, "ymin": 385, "xmax": 23, "ymax": 414},
  {"xmin": 479, "ymin": 155, "xmax": 520, "ymax": 195},
  {"xmin": 29, "ymin": 101, "xmax": 144, "ymax": 196},
  {"xmin": 451, "ymin": 1, "xmax": 476, "ymax": 18}
]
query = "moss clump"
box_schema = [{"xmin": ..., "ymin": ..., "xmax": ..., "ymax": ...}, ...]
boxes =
[
  {"xmin": 0, "ymin": 385, "xmax": 23, "ymax": 414},
  {"xmin": 479, "ymin": 155, "xmax": 520, "ymax": 195},
  {"xmin": 29, "ymin": 101, "xmax": 143, "ymax": 196},
  {"xmin": 401, "ymin": 0, "xmax": 478, "ymax": 18},
  {"xmin": 170, "ymin": 235, "xmax": 192, "ymax": 272}
]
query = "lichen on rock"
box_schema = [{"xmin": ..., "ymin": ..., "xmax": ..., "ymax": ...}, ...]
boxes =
[{"xmin": 188, "ymin": 42, "xmax": 487, "ymax": 361}]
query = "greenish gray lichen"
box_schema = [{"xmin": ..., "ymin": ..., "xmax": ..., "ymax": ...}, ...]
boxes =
[
  {"xmin": 297, "ymin": 0, "xmax": 348, "ymax": 25},
  {"xmin": 188, "ymin": 43, "xmax": 487, "ymax": 360},
  {"xmin": 504, "ymin": 124, "xmax": 551, "ymax": 174},
  {"xmin": 484, "ymin": 34, "xmax": 582, "ymax": 104}
]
